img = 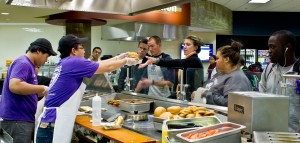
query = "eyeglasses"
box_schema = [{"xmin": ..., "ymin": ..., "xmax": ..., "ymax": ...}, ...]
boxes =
[{"xmin": 139, "ymin": 47, "xmax": 148, "ymax": 51}]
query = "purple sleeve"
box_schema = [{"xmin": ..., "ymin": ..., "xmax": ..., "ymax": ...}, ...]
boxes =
[
  {"xmin": 67, "ymin": 58, "xmax": 99, "ymax": 78},
  {"xmin": 10, "ymin": 62, "xmax": 31, "ymax": 81}
]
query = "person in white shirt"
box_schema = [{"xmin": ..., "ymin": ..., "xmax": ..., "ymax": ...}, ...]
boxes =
[{"xmin": 259, "ymin": 30, "xmax": 300, "ymax": 132}]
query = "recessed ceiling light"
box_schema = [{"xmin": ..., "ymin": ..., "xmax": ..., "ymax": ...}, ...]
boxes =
[
  {"xmin": 1, "ymin": 12, "xmax": 10, "ymax": 15},
  {"xmin": 249, "ymin": 0, "xmax": 270, "ymax": 3}
]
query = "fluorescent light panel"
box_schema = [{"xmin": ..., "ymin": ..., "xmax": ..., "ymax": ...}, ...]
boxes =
[{"xmin": 249, "ymin": 0, "xmax": 270, "ymax": 3}]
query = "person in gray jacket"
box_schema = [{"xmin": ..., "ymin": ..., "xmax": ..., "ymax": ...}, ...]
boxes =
[{"xmin": 192, "ymin": 41, "xmax": 252, "ymax": 106}]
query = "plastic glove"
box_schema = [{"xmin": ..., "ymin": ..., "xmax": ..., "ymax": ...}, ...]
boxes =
[
  {"xmin": 125, "ymin": 58, "xmax": 139, "ymax": 66},
  {"xmin": 42, "ymin": 85, "xmax": 49, "ymax": 97},
  {"xmin": 116, "ymin": 52, "xmax": 128, "ymax": 60}
]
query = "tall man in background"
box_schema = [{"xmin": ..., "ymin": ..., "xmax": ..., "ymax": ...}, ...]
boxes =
[{"xmin": 135, "ymin": 35, "xmax": 175, "ymax": 97}]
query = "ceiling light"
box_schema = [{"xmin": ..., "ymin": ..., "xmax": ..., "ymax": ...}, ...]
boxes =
[
  {"xmin": 249, "ymin": 0, "xmax": 270, "ymax": 3},
  {"xmin": 1, "ymin": 12, "xmax": 10, "ymax": 15}
]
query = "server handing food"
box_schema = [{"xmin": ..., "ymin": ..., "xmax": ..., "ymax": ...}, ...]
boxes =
[
  {"xmin": 191, "ymin": 40, "xmax": 252, "ymax": 106},
  {"xmin": 35, "ymin": 34, "xmax": 140, "ymax": 143}
]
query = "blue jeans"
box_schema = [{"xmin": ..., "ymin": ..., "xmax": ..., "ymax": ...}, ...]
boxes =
[
  {"xmin": 1, "ymin": 120, "xmax": 34, "ymax": 143},
  {"xmin": 35, "ymin": 122, "xmax": 54, "ymax": 143}
]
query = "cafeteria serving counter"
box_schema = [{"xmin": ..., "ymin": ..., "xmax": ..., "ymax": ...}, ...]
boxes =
[{"xmin": 75, "ymin": 91, "xmax": 228, "ymax": 142}]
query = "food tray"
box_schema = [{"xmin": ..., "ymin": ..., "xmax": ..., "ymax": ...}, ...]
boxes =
[
  {"xmin": 166, "ymin": 116, "xmax": 222, "ymax": 142},
  {"xmin": 253, "ymin": 131, "xmax": 300, "ymax": 143},
  {"xmin": 153, "ymin": 116, "xmax": 220, "ymax": 130},
  {"xmin": 119, "ymin": 99, "xmax": 152, "ymax": 113},
  {"xmin": 176, "ymin": 122, "xmax": 245, "ymax": 143}
]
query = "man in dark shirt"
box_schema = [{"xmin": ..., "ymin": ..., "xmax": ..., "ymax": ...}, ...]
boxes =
[{"xmin": 118, "ymin": 38, "xmax": 149, "ymax": 93}]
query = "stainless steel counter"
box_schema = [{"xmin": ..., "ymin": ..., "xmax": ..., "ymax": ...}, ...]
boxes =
[{"xmin": 79, "ymin": 91, "xmax": 228, "ymax": 141}]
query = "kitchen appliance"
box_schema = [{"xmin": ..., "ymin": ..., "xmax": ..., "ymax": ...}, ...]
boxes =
[
  {"xmin": 253, "ymin": 131, "xmax": 300, "ymax": 143},
  {"xmin": 176, "ymin": 122, "xmax": 245, "ymax": 143},
  {"xmin": 120, "ymin": 99, "xmax": 152, "ymax": 121},
  {"xmin": 124, "ymin": 113, "xmax": 148, "ymax": 121},
  {"xmin": 228, "ymin": 91, "xmax": 289, "ymax": 133}
]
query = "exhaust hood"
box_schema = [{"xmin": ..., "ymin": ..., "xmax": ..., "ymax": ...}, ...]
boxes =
[
  {"xmin": 101, "ymin": 22, "xmax": 188, "ymax": 41},
  {"xmin": 6, "ymin": 0, "xmax": 190, "ymax": 15}
]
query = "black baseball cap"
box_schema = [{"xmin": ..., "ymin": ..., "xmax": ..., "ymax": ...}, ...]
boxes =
[
  {"xmin": 58, "ymin": 34, "xmax": 89, "ymax": 51},
  {"xmin": 30, "ymin": 38, "xmax": 57, "ymax": 56}
]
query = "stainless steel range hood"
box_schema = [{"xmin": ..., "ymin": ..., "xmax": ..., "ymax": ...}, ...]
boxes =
[
  {"xmin": 6, "ymin": 0, "xmax": 190, "ymax": 15},
  {"xmin": 101, "ymin": 22, "xmax": 188, "ymax": 41}
]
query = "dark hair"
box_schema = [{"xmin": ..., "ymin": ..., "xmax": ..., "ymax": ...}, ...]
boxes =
[
  {"xmin": 218, "ymin": 40, "xmax": 242, "ymax": 66},
  {"xmin": 210, "ymin": 55, "xmax": 217, "ymax": 60},
  {"xmin": 149, "ymin": 35, "xmax": 161, "ymax": 45},
  {"xmin": 271, "ymin": 30, "xmax": 296, "ymax": 51},
  {"xmin": 185, "ymin": 35, "xmax": 204, "ymax": 53},
  {"xmin": 239, "ymin": 57, "xmax": 245, "ymax": 65},
  {"xmin": 138, "ymin": 38, "xmax": 148, "ymax": 45},
  {"xmin": 59, "ymin": 43, "xmax": 81, "ymax": 59},
  {"xmin": 92, "ymin": 47, "xmax": 101, "ymax": 52},
  {"xmin": 26, "ymin": 45, "xmax": 48, "ymax": 54}
]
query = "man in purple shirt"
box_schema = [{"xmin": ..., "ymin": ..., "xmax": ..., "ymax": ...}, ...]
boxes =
[
  {"xmin": 35, "ymin": 34, "xmax": 139, "ymax": 143},
  {"xmin": 0, "ymin": 38, "xmax": 57, "ymax": 143}
]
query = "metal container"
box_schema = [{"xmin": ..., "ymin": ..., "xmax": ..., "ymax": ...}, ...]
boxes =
[
  {"xmin": 124, "ymin": 113, "xmax": 148, "ymax": 121},
  {"xmin": 176, "ymin": 122, "xmax": 245, "ymax": 143},
  {"xmin": 119, "ymin": 99, "xmax": 152, "ymax": 113},
  {"xmin": 153, "ymin": 116, "xmax": 222, "ymax": 141},
  {"xmin": 253, "ymin": 131, "xmax": 300, "ymax": 143},
  {"xmin": 228, "ymin": 91, "xmax": 289, "ymax": 133},
  {"xmin": 167, "ymin": 116, "xmax": 222, "ymax": 142}
]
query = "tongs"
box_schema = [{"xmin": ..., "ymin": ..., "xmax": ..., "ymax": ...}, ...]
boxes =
[{"xmin": 167, "ymin": 123, "xmax": 202, "ymax": 129}]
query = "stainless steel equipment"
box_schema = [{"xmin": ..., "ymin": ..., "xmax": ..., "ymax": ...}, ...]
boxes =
[
  {"xmin": 125, "ymin": 113, "xmax": 148, "ymax": 121},
  {"xmin": 228, "ymin": 91, "xmax": 289, "ymax": 133},
  {"xmin": 166, "ymin": 116, "xmax": 222, "ymax": 142},
  {"xmin": 253, "ymin": 131, "xmax": 300, "ymax": 143},
  {"xmin": 176, "ymin": 122, "xmax": 245, "ymax": 143},
  {"xmin": 119, "ymin": 99, "xmax": 152, "ymax": 113}
]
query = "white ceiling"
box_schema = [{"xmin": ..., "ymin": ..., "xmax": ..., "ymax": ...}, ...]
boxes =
[{"xmin": 1, "ymin": 0, "xmax": 300, "ymax": 24}]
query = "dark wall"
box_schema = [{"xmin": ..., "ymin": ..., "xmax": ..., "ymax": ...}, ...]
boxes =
[
  {"xmin": 216, "ymin": 35, "xmax": 269, "ymax": 50},
  {"xmin": 216, "ymin": 11, "xmax": 300, "ymax": 57},
  {"xmin": 216, "ymin": 35, "xmax": 300, "ymax": 58},
  {"xmin": 232, "ymin": 11, "xmax": 300, "ymax": 35}
]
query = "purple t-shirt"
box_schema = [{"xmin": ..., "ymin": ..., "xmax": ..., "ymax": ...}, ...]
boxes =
[
  {"xmin": 41, "ymin": 57, "xmax": 99, "ymax": 122},
  {"xmin": 0, "ymin": 55, "xmax": 38, "ymax": 122}
]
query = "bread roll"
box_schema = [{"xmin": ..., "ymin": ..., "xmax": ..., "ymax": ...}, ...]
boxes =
[
  {"xmin": 128, "ymin": 52, "xmax": 139, "ymax": 60},
  {"xmin": 154, "ymin": 106, "xmax": 166, "ymax": 117},
  {"xmin": 167, "ymin": 106, "xmax": 181, "ymax": 114},
  {"xmin": 159, "ymin": 112, "xmax": 173, "ymax": 119},
  {"xmin": 114, "ymin": 116, "xmax": 124, "ymax": 125},
  {"xmin": 186, "ymin": 114, "xmax": 195, "ymax": 118}
]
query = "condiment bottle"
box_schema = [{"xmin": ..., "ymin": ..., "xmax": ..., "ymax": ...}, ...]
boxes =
[{"xmin": 92, "ymin": 93, "xmax": 102, "ymax": 126}]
